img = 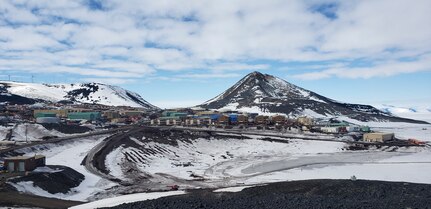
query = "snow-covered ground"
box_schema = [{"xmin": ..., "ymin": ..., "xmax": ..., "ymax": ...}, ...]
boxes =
[
  {"xmin": 69, "ymin": 191, "xmax": 185, "ymax": 209},
  {"xmin": 7, "ymin": 121, "xmax": 431, "ymax": 206},
  {"xmin": 0, "ymin": 123, "xmax": 66, "ymax": 142},
  {"xmin": 108, "ymin": 137, "xmax": 346, "ymax": 182},
  {"xmin": 9, "ymin": 135, "xmax": 117, "ymax": 201},
  {"xmin": 213, "ymin": 186, "xmax": 253, "ymax": 193},
  {"xmin": 106, "ymin": 125, "xmax": 431, "ymax": 190}
]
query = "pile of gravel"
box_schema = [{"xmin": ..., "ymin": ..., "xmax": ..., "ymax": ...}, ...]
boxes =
[
  {"xmin": 103, "ymin": 179, "xmax": 431, "ymax": 209},
  {"xmin": 9, "ymin": 165, "xmax": 84, "ymax": 194},
  {"xmin": 41, "ymin": 123, "xmax": 92, "ymax": 134}
]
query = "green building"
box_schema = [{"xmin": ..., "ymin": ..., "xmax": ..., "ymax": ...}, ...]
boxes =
[
  {"xmin": 34, "ymin": 112, "xmax": 57, "ymax": 118},
  {"xmin": 360, "ymin": 126, "xmax": 371, "ymax": 133},
  {"xmin": 162, "ymin": 111, "xmax": 187, "ymax": 118},
  {"xmin": 68, "ymin": 112, "xmax": 101, "ymax": 121}
]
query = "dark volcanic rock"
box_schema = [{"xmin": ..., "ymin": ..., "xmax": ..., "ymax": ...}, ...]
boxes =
[
  {"xmin": 198, "ymin": 71, "xmax": 428, "ymax": 124},
  {"xmin": 9, "ymin": 165, "xmax": 85, "ymax": 194},
  {"xmin": 41, "ymin": 123, "xmax": 92, "ymax": 134},
  {"xmin": 103, "ymin": 179, "xmax": 431, "ymax": 209},
  {"xmin": 0, "ymin": 84, "xmax": 38, "ymax": 105}
]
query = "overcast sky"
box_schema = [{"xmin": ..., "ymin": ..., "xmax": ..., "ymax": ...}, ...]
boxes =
[{"xmin": 1, "ymin": 0, "xmax": 430, "ymax": 108}]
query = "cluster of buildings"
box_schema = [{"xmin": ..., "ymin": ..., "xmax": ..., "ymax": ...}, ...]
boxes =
[
  {"xmin": 152, "ymin": 109, "xmax": 399, "ymax": 143},
  {"xmin": 0, "ymin": 103, "xmax": 155, "ymax": 125},
  {"xmin": 32, "ymin": 108, "xmax": 149, "ymax": 125},
  {"xmin": 152, "ymin": 110, "xmax": 372, "ymax": 133},
  {"xmin": 153, "ymin": 110, "xmax": 300, "ymax": 127},
  {"xmin": 1, "ymin": 103, "xmax": 398, "ymax": 144}
]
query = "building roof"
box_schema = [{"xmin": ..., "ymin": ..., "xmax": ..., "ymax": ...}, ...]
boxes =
[
  {"xmin": 5, "ymin": 155, "xmax": 33, "ymax": 160},
  {"xmin": 5, "ymin": 154, "xmax": 45, "ymax": 160},
  {"xmin": 364, "ymin": 132, "xmax": 394, "ymax": 136},
  {"xmin": 34, "ymin": 155, "xmax": 45, "ymax": 159}
]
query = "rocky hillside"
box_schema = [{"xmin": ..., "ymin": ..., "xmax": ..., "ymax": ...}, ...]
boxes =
[
  {"xmin": 198, "ymin": 71, "xmax": 427, "ymax": 123},
  {"xmin": 0, "ymin": 81, "xmax": 158, "ymax": 109}
]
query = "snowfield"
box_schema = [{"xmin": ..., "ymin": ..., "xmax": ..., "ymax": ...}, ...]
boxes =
[
  {"xmin": 6, "ymin": 122, "xmax": 431, "ymax": 206},
  {"xmin": 9, "ymin": 135, "xmax": 117, "ymax": 201},
  {"xmin": 377, "ymin": 104, "xmax": 431, "ymax": 123},
  {"xmin": 105, "ymin": 127, "xmax": 431, "ymax": 190},
  {"xmin": 70, "ymin": 122, "xmax": 431, "ymax": 207}
]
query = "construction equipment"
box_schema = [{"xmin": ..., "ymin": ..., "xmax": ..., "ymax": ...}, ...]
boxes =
[
  {"xmin": 167, "ymin": 185, "xmax": 179, "ymax": 191},
  {"xmin": 408, "ymin": 138, "xmax": 426, "ymax": 145}
]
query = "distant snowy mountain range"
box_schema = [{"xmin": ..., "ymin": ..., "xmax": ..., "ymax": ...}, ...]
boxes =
[
  {"xmin": 376, "ymin": 104, "xmax": 431, "ymax": 123},
  {"xmin": 198, "ymin": 72, "xmax": 428, "ymax": 124},
  {"xmin": 0, "ymin": 81, "xmax": 158, "ymax": 109}
]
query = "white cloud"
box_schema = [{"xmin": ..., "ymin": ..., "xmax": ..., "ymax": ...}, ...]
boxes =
[
  {"xmin": 209, "ymin": 63, "xmax": 270, "ymax": 71},
  {"xmin": 81, "ymin": 77, "xmax": 137, "ymax": 85},
  {"xmin": 177, "ymin": 73, "xmax": 241, "ymax": 79},
  {"xmin": 0, "ymin": 0, "xmax": 430, "ymax": 80},
  {"xmin": 293, "ymin": 54, "xmax": 431, "ymax": 80}
]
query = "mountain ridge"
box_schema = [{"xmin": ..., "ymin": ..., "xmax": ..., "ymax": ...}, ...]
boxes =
[
  {"xmin": 0, "ymin": 81, "xmax": 158, "ymax": 109},
  {"xmin": 198, "ymin": 71, "xmax": 428, "ymax": 124}
]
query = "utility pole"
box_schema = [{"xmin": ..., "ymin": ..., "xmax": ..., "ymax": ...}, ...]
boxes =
[{"xmin": 25, "ymin": 124, "xmax": 28, "ymax": 143}]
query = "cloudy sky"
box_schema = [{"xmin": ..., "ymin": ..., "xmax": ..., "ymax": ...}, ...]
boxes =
[{"xmin": 1, "ymin": 0, "xmax": 430, "ymax": 108}]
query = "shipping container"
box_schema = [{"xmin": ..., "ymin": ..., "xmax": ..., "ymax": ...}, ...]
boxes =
[{"xmin": 229, "ymin": 114, "xmax": 238, "ymax": 124}]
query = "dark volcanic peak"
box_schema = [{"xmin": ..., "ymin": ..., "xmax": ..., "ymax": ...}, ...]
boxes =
[
  {"xmin": 202, "ymin": 71, "xmax": 325, "ymax": 107},
  {"xmin": 199, "ymin": 71, "xmax": 428, "ymax": 124}
]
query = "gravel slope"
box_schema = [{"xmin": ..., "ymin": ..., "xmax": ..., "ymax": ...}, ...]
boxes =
[{"xmin": 103, "ymin": 179, "xmax": 431, "ymax": 209}]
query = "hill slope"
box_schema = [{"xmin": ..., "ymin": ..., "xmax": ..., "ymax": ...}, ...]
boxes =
[
  {"xmin": 198, "ymin": 71, "xmax": 427, "ymax": 123},
  {"xmin": 0, "ymin": 81, "xmax": 158, "ymax": 109}
]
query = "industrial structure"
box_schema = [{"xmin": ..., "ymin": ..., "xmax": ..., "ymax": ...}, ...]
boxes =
[
  {"xmin": 363, "ymin": 133, "xmax": 394, "ymax": 142},
  {"xmin": 4, "ymin": 155, "xmax": 46, "ymax": 172}
]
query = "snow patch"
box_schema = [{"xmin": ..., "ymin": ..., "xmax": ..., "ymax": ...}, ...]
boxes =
[
  {"xmin": 69, "ymin": 191, "xmax": 186, "ymax": 209},
  {"xmin": 213, "ymin": 186, "xmax": 253, "ymax": 193}
]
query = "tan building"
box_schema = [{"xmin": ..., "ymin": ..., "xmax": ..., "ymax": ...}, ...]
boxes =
[
  {"xmin": 237, "ymin": 115, "xmax": 248, "ymax": 124},
  {"xmin": 121, "ymin": 111, "xmax": 144, "ymax": 117},
  {"xmin": 363, "ymin": 132, "xmax": 394, "ymax": 143},
  {"xmin": 103, "ymin": 111, "xmax": 120, "ymax": 119},
  {"xmin": 33, "ymin": 109, "xmax": 68, "ymax": 118},
  {"xmin": 217, "ymin": 115, "xmax": 229, "ymax": 124},
  {"xmin": 255, "ymin": 115, "xmax": 269, "ymax": 124},
  {"xmin": 271, "ymin": 115, "xmax": 286, "ymax": 124},
  {"xmin": 297, "ymin": 116, "xmax": 314, "ymax": 126},
  {"xmin": 196, "ymin": 111, "xmax": 217, "ymax": 116}
]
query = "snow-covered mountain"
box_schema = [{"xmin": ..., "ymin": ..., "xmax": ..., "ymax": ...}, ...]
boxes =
[
  {"xmin": 0, "ymin": 81, "xmax": 158, "ymax": 109},
  {"xmin": 377, "ymin": 104, "xmax": 431, "ymax": 123},
  {"xmin": 198, "ymin": 71, "xmax": 428, "ymax": 124}
]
